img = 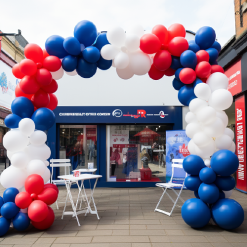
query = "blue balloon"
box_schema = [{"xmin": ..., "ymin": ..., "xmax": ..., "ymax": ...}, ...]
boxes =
[
  {"xmin": 178, "ymin": 84, "xmax": 197, "ymax": 106},
  {"xmin": 185, "ymin": 176, "xmax": 201, "ymax": 191},
  {"xmin": 170, "ymin": 56, "xmax": 182, "ymax": 70},
  {"xmin": 212, "ymin": 199, "xmax": 244, "ymax": 230},
  {"xmin": 62, "ymin": 55, "xmax": 78, "ymax": 72},
  {"xmin": 0, "ymin": 202, "xmax": 19, "ymax": 219},
  {"xmin": 192, "ymin": 78, "xmax": 203, "ymax": 87},
  {"xmin": 3, "ymin": 188, "xmax": 19, "ymax": 203},
  {"xmin": 195, "ymin": 26, "xmax": 216, "ymax": 50},
  {"xmin": 74, "ymin": 20, "xmax": 98, "ymax": 47},
  {"xmin": 175, "ymin": 68, "xmax": 183, "ymax": 80},
  {"xmin": 180, "ymin": 50, "xmax": 197, "ymax": 69},
  {"xmin": 199, "ymin": 167, "xmax": 216, "ymax": 184},
  {"xmin": 211, "ymin": 41, "xmax": 221, "ymax": 53},
  {"xmin": 172, "ymin": 78, "xmax": 184, "ymax": 91},
  {"xmin": 198, "ymin": 183, "xmax": 219, "ymax": 204},
  {"xmin": 63, "ymin": 37, "xmax": 81, "ymax": 56},
  {"xmin": 32, "ymin": 108, "xmax": 55, "ymax": 131},
  {"xmin": 76, "ymin": 58, "xmax": 97, "ymax": 78},
  {"xmin": 183, "ymin": 155, "xmax": 206, "ymax": 175},
  {"xmin": 181, "ymin": 198, "xmax": 211, "ymax": 228},
  {"xmin": 4, "ymin": 114, "xmax": 22, "ymax": 128},
  {"xmin": 0, "ymin": 196, "xmax": 3, "ymax": 215},
  {"xmin": 11, "ymin": 97, "xmax": 34, "ymax": 119},
  {"xmin": 188, "ymin": 40, "xmax": 200, "ymax": 53},
  {"xmin": 12, "ymin": 212, "xmax": 30, "ymax": 231},
  {"xmin": 194, "ymin": 191, "xmax": 200, "ymax": 199},
  {"xmin": 97, "ymin": 56, "xmax": 112, "ymax": 70},
  {"xmin": 82, "ymin": 46, "xmax": 100, "ymax": 63},
  {"xmin": 206, "ymin": 48, "xmax": 218, "ymax": 63},
  {"xmin": 94, "ymin": 33, "xmax": 110, "ymax": 51},
  {"xmin": 211, "ymin": 150, "xmax": 239, "ymax": 176},
  {"xmin": 45, "ymin": 35, "xmax": 68, "ymax": 58},
  {"xmin": 0, "ymin": 217, "xmax": 10, "ymax": 237},
  {"xmin": 215, "ymin": 176, "xmax": 235, "ymax": 191}
]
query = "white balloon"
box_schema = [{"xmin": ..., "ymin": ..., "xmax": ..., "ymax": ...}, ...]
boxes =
[
  {"xmin": 209, "ymin": 89, "xmax": 233, "ymax": 111},
  {"xmin": 26, "ymin": 159, "xmax": 46, "ymax": 176},
  {"xmin": 30, "ymin": 131, "xmax": 47, "ymax": 146},
  {"xmin": 51, "ymin": 66, "xmax": 64, "ymax": 80},
  {"xmin": 193, "ymin": 131, "xmax": 212, "ymax": 147},
  {"xmin": 196, "ymin": 106, "xmax": 216, "ymax": 125},
  {"xmin": 188, "ymin": 140, "xmax": 197, "ymax": 155},
  {"xmin": 128, "ymin": 25, "xmax": 144, "ymax": 38},
  {"xmin": 194, "ymin": 139, "xmax": 216, "ymax": 159},
  {"xmin": 25, "ymin": 144, "xmax": 51, "ymax": 160},
  {"xmin": 19, "ymin": 118, "xmax": 35, "ymax": 137},
  {"xmin": 206, "ymin": 72, "xmax": 229, "ymax": 92},
  {"xmin": 125, "ymin": 34, "xmax": 140, "ymax": 52},
  {"xmin": 223, "ymin": 190, "xmax": 233, "ymax": 198},
  {"xmin": 101, "ymin": 45, "xmax": 120, "ymax": 60},
  {"xmin": 189, "ymin": 98, "xmax": 208, "ymax": 114},
  {"xmin": 194, "ymin": 83, "xmax": 211, "ymax": 101},
  {"xmin": 224, "ymin": 128, "xmax": 234, "ymax": 140},
  {"xmin": 107, "ymin": 26, "xmax": 126, "ymax": 47},
  {"xmin": 229, "ymin": 142, "xmax": 236, "ymax": 152},
  {"xmin": 202, "ymin": 118, "xmax": 225, "ymax": 138},
  {"xmin": 185, "ymin": 112, "xmax": 197, "ymax": 124},
  {"xmin": 0, "ymin": 166, "xmax": 27, "ymax": 189},
  {"xmin": 215, "ymin": 134, "xmax": 232, "ymax": 150},
  {"xmin": 116, "ymin": 64, "xmax": 134, "ymax": 80},
  {"xmin": 11, "ymin": 152, "xmax": 30, "ymax": 169},
  {"xmin": 42, "ymin": 167, "xmax": 51, "ymax": 184},
  {"xmin": 129, "ymin": 51, "xmax": 151, "ymax": 75},
  {"xmin": 3, "ymin": 130, "xmax": 29, "ymax": 153},
  {"xmin": 216, "ymin": 110, "xmax": 228, "ymax": 127},
  {"xmin": 7, "ymin": 150, "xmax": 14, "ymax": 160},
  {"xmin": 186, "ymin": 122, "xmax": 202, "ymax": 139},
  {"xmin": 65, "ymin": 70, "xmax": 77, "ymax": 76},
  {"xmin": 204, "ymin": 159, "xmax": 211, "ymax": 167},
  {"xmin": 114, "ymin": 51, "xmax": 129, "ymax": 69},
  {"xmin": 44, "ymin": 160, "xmax": 49, "ymax": 166}
]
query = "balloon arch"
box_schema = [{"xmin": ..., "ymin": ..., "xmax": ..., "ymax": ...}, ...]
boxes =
[{"xmin": 0, "ymin": 21, "xmax": 244, "ymax": 236}]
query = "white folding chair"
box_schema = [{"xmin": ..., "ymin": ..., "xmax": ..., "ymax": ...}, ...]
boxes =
[{"xmin": 154, "ymin": 159, "xmax": 187, "ymax": 216}]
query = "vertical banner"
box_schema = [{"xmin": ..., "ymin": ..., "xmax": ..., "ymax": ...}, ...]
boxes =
[
  {"xmin": 166, "ymin": 130, "xmax": 190, "ymax": 183},
  {"xmin": 235, "ymin": 95, "xmax": 247, "ymax": 192}
]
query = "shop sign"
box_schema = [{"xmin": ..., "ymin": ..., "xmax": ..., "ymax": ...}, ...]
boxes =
[
  {"xmin": 235, "ymin": 95, "xmax": 247, "ymax": 192},
  {"xmin": 225, "ymin": 59, "xmax": 242, "ymax": 96}
]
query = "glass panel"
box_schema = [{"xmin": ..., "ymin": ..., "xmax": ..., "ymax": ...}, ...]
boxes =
[{"xmin": 106, "ymin": 125, "xmax": 173, "ymax": 182}]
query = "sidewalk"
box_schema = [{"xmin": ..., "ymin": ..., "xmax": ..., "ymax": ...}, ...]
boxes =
[{"xmin": 0, "ymin": 184, "xmax": 246, "ymax": 247}]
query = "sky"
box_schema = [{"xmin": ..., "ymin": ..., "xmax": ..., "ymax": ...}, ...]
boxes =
[{"xmin": 1, "ymin": 0, "xmax": 235, "ymax": 49}]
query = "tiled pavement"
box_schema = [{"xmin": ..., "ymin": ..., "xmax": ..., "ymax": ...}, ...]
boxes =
[{"xmin": 0, "ymin": 184, "xmax": 246, "ymax": 247}]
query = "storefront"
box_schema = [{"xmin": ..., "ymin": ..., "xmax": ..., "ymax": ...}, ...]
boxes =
[{"xmin": 47, "ymin": 106, "xmax": 182, "ymax": 187}]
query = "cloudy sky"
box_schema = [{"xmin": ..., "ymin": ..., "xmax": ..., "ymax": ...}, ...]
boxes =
[{"xmin": 1, "ymin": 0, "xmax": 235, "ymax": 48}]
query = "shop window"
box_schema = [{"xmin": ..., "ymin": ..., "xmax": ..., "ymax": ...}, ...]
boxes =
[{"xmin": 106, "ymin": 125, "xmax": 173, "ymax": 182}]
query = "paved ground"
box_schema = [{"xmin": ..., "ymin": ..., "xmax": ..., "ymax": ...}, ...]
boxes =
[{"xmin": 0, "ymin": 184, "xmax": 247, "ymax": 247}]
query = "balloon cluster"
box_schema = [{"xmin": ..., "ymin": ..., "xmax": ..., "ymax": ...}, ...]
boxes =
[
  {"xmin": 45, "ymin": 20, "xmax": 111, "ymax": 79},
  {"xmin": 182, "ymin": 152, "xmax": 244, "ymax": 230},
  {"xmin": 0, "ymin": 188, "xmax": 30, "ymax": 237}
]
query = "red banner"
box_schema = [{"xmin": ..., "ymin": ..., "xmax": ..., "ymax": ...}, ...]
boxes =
[{"xmin": 235, "ymin": 95, "xmax": 247, "ymax": 192}]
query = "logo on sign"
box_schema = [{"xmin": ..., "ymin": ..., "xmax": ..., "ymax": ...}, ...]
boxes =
[
  {"xmin": 179, "ymin": 143, "xmax": 190, "ymax": 157},
  {"xmin": 112, "ymin": 109, "xmax": 123, "ymax": 117},
  {"xmin": 159, "ymin": 111, "xmax": 165, "ymax": 118}
]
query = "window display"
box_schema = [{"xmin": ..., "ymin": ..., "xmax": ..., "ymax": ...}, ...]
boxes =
[{"xmin": 106, "ymin": 125, "xmax": 173, "ymax": 182}]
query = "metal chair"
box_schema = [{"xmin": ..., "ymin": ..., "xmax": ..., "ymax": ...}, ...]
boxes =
[{"xmin": 154, "ymin": 159, "xmax": 187, "ymax": 216}]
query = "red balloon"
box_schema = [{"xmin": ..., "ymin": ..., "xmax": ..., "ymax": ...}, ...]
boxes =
[
  {"xmin": 46, "ymin": 94, "xmax": 58, "ymax": 110},
  {"xmin": 32, "ymin": 206, "xmax": 55, "ymax": 230},
  {"xmin": 32, "ymin": 89, "xmax": 50, "ymax": 108},
  {"xmin": 15, "ymin": 84, "xmax": 33, "ymax": 100},
  {"xmin": 37, "ymin": 188, "xmax": 58, "ymax": 205},
  {"xmin": 24, "ymin": 44, "xmax": 43, "ymax": 63},
  {"xmin": 19, "ymin": 76, "xmax": 40, "ymax": 94},
  {"xmin": 41, "ymin": 79, "xmax": 58, "ymax": 93},
  {"xmin": 19, "ymin": 59, "xmax": 37, "ymax": 76},
  {"xmin": 168, "ymin": 37, "xmax": 188, "ymax": 57},
  {"xmin": 25, "ymin": 174, "xmax": 44, "ymax": 195},
  {"xmin": 36, "ymin": 68, "xmax": 52, "ymax": 86},
  {"xmin": 15, "ymin": 192, "xmax": 32, "ymax": 209},
  {"xmin": 43, "ymin": 49, "xmax": 49, "ymax": 60},
  {"xmin": 28, "ymin": 200, "xmax": 48, "ymax": 222},
  {"xmin": 196, "ymin": 50, "xmax": 209, "ymax": 63},
  {"xmin": 12, "ymin": 64, "xmax": 25, "ymax": 79},
  {"xmin": 167, "ymin": 23, "xmax": 186, "ymax": 43},
  {"xmin": 153, "ymin": 50, "xmax": 172, "ymax": 71},
  {"xmin": 179, "ymin": 68, "xmax": 196, "ymax": 84},
  {"xmin": 211, "ymin": 65, "xmax": 224, "ymax": 74},
  {"xmin": 148, "ymin": 64, "xmax": 165, "ymax": 80},
  {"xmin": 195, "ymin": 61, "xmax": 211, "ymax": 79},
  {"xmin": 44, "ymin": 184, "xmax": 59, "ymax": 194},
  {"xmin": 140, "ymin": 34, "xmax": 161, "ymax": 54},
  {"xmin": 163, "ymin": 67, "xmax": 176, "ymax": 76},
  {"xmin": 152, "ymin": 25, "xmax": 168, "ymax": 44},
  {"xmin": 43, "ymin": 56, "xmax": 62, "ymax": 72}
]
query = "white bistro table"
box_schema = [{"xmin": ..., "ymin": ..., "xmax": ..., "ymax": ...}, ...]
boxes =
[{"xmin": 57, "ymin": 174, "xmax": 102, "ymax": 226}]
